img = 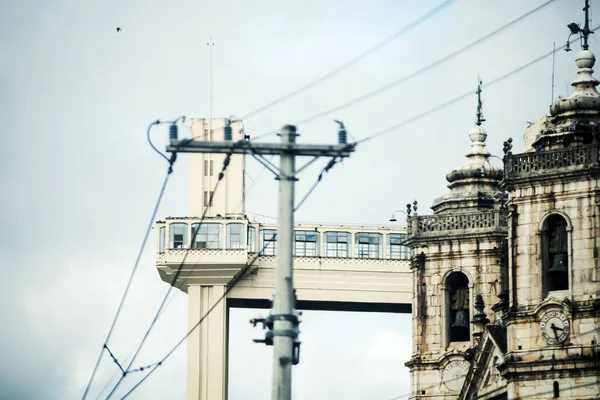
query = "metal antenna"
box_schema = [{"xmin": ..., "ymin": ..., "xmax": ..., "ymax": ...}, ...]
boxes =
[
  {"xmin": 476, "ymin": 77, "xmax": 485, "ymax": 126},
  {"xmin": 207, "ymin": 37, "xmax": 215, "ymax": 124}
]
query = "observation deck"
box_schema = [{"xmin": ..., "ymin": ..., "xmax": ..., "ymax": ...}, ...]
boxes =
[{"xmin": 155, "ymin": 216, "xmax": 412, "ymax": 306}]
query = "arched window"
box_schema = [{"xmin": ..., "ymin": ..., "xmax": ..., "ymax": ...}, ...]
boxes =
[
  {"xmin": 169, "ymin": 223, "xmax": 188, "ymax": 249},
  {"xmin": 542, "ymin": 214, "xmax": 569, "ymax": 293},
  {"xmin": 447, "ymin": 272, "xmax": 470, "ymax": 342},
  {"xmin": 553, "ymin": 381, "xmax": 559, "ymax": 398}
]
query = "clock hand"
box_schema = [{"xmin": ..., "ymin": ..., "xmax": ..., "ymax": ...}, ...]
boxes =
[{"xmin": 551, "ymin": 323, "xmax": 560, "ymax": 340}]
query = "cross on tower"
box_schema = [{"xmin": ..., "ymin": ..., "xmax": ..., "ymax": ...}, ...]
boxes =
[
  {"xmin": 567, "ymin": 0, "xmax": 594, "ymax": 51},
  {"xmin": 476, "ymin": 78, "xmax": 485, "ymax": 126}
]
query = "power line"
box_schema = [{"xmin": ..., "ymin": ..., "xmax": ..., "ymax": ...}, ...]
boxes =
[
  {"xmin": 250, "ymin": 0, "xmax": 555, "ymax": 142},
  {"xmin": 95, "ymin": 154, "xmax": 272, "ymax": 398},
  {"xmin": 104, "ymin": 153, "xmax": 234, "ymax": 399},
  {"xmin": 294, "ymin": 0, "xmax": 555, "ymax": 126},
  {"xmin": 355, "ymin": 27, "xmax": 598, "ymax": 146},
  {"xmin": 240, "ymin": 0, "xmax": 456, "ymax": 121},
  {"xmin": 119, "ymin": 238, "xmax": 278, "ymax": 399},
  {"xmin": 82, "ymin": 152, "xmax": 176, "ymax": 400},
  {"xmin": 295, "ymin": 157, "xmax": 339, "ymax": 211},
  {"xmin": 116, "ymin": 142, "xmax": 345, "ymax": 398}
]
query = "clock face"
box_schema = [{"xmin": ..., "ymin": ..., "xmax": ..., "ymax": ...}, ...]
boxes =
[
  {"xmin": 442, "ymin": 360, "xmax": 470, "ymax": 392},
  {"xmin": 540, "ymin": 310, "xmax": 570, "ymax": 345}
]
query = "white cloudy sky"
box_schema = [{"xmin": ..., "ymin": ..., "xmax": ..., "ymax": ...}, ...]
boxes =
[{"xmin": 0, "ymin": 0, "xmax": 594, "ymax": 399}]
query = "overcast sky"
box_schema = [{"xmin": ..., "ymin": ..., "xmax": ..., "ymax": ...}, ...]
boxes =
[{"xmin": 0, "ymin": 0, "xmax": 594, "ymax": 399}]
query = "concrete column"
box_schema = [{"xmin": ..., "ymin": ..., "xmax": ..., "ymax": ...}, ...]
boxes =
[{"xmin": 187, "ymin": 285, "xmax": 228, "ymax": 400}]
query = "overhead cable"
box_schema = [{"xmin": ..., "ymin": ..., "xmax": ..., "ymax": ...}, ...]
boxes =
[
  {"xmin": 251, "ymin": 0, "xmax": 555, "ymax": 142},
  {"xmin": 118, "ymin": 237, "xmax": 278, "ymax": 399},
  {"xmin": 82, "ymin": 153, "xmax": 175, "ymax": 400},
  {"xmin": 240, "ymin": 0, "xmax": 456, "ymax": 120},
  {"xmin": 104, "ymin": 153, "xmax": 234, "ymax": 399},
  {"xmin": 292, "ymin": 0, "xmax": 555, "ymax": 127},
  {"xmin": 355, "ymin": 28, "xmax": 598, "ymax": 146}
]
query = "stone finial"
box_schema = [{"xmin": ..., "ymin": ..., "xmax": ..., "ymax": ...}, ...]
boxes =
[
  {"xmin": 550, "ymin": 49, "xmax": 600, "ymax": 116},
  {"xmin": 471, "ymin": 294, "xmax": 490, "ymax": 327},
  {"xmin": 550, "ymin": 1, "xmax": 600, "ymax": 116},
  {"xmin": 406, "ymin": 203, "xmax": 412, "ymax": 217}
]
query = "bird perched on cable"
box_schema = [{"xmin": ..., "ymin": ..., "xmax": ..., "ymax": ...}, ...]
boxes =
[{"xmin": 116, "ymin": 27, "xmax": 121, "ymax": 33}]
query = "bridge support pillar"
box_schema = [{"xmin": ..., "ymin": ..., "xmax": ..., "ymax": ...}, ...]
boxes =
[{"xmin": 187, "ymin": 285, "xmax": 228, "ymax": 400}]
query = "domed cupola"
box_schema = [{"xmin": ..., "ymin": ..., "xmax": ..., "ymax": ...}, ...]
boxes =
[
  {"xmin": 432, "ymin": 79, "xmax": 503, "ymax": 214},
  {"xmin": 534, "ymin": 9, "xmax": 600, "ymax": 151}
]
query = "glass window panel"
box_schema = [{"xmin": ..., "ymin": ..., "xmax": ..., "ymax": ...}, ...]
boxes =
[
  {"xmin": 226, "ymin": 223, "xmax": 245, "ymax": 249},
  {"xmin": 248, "ymin": 226, "xmax": 256, "ymax": 252},
  {"xmin": 387, "ymin": 233, "xmax": 409, "ymax": 259},
  {"xmin": 260, "ymin": 229, "xmax": 277, "ymax": 255},
  {"xmin": 294, "ymin": 230, "xmax": 320, "ymax": 256},
  {"xmin": 324, "ymin": 231, "xmax": 350, "ymax": 258},
  {"xmin": 191, "ymin": 223, "xmax": 222, "ymax": 249},
  {"xmin": 159, "ymin": 226, "xmax": 165, "ymax": 253},
  {"xmin": 169, "ymin": 223, "xmax": 188, "ymax": 249},
  {"xmin": 355, "ymin": 233, "xmax": 382, "ymax": 258}
]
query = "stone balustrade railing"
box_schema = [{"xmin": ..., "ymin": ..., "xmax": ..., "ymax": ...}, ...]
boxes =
[
  {"xmin": 504, "ymin": 144, "xmax": 600, "ymax": 180},
  {"xmin": 407, "ymin": 210, "xmax": 507, "ymax": 237}
]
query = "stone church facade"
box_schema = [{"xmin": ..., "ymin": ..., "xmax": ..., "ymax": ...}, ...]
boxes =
[{"xmin": 404, "ymin": 20, "xmax": 600, "ymax": 400}]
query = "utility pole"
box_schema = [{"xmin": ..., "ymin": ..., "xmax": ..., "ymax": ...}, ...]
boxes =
[
  {"xmin": 272, "ymin": 125, "xmax": 296, "ymax": 399},
  {"xmin": 167, "ymin": 122, "xmax": 354, "ymax": 400}
]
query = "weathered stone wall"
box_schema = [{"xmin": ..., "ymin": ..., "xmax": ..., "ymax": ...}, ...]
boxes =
[{"xmin": 508, "ymin": 179, "xmax": 600, "ymax": 308}]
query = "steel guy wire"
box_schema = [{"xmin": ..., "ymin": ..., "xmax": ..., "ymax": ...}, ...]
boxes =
[
  {"xmin": 240, "ymin": 0, "xmax": 456, "ymax": 121},
  {"xmin": 104, "ymin": 153, "xmax": 233, "ymax": 399},
  {"xmin": 355, "ymin": 27, "xmax": 600, "ymax": 146},
  {"xmin": 250, "ymin": 0, "xmax": 556, "ymax": 142},
  {"xmin": 81, "ymin": 144, "xmax": 176, "ymax": 400}
]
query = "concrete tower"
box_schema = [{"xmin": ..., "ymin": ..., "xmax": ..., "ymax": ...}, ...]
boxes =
[{"xmin": 189, "ymin": 118, "xmax": 246, "ymax": 217}]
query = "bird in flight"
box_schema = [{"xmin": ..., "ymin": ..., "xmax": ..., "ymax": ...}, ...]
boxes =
[{"xmin": 116, "ymin": 27, "xmax": 121, "ymax": 33}]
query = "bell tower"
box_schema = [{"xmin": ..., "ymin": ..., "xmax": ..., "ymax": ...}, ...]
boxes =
[
  {"xmin": 499, "ymin": 2, "xmax": 600, "ymax": 397},
  {"xmin": 404, "ymin": 80, "xmax": 507, "ymax": 399}
]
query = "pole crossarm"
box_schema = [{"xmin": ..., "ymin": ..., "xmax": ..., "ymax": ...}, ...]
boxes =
[{"xmin": 167, "ymin": 140, "xmax": 355, "ymax": 158}]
